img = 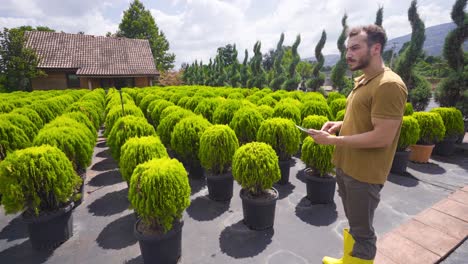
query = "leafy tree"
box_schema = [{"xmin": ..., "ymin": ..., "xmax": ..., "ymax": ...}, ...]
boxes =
[
  {"xmin": 435, "ymin": 0, "xmax": 468, "ymax": 118},
  {"xmin": 270, "ymin": 33, "xmax": 286, "ymax": 90},
  {"xmin": 0, "ymin": 26, "xmax": 54, "ymax": 92},
  {"xmin": 217, "ymin": 44, "xmax": 237, "ymax": 67},
  {"xmin": 240, "ymin": 49, "xmax": 249, "ymax": 87},
  {"xmin": 247, "ymin": 41, "xmax": 266, "ymax": 88},
  {"xmin": 331, "ymin": 14, "xmax": 350, "ymax": 93},
  {"xmin": 117, "ymin": 0, "xmax": 175, "ymax": 71},
  {"xmin": 395, "ymin": 0, "xmax": 431, "ymax": 111},
  {"xmin": 375, "ymin": 6, "xmax": 384, "ymax": 27},
  {"xmin": 282, "ymin": 35, "xmax": 301, "ymax": 91},
  {"xmin": 228, "ymin": 45, "xmax": 241, "ymax": 87},
  {"xmin": 262, "ymin": 49, "xmax": 276, "ymax": 71},
  {"xmin": 307, "ymin": 30, "xmax": 326, "ymax": 91}
]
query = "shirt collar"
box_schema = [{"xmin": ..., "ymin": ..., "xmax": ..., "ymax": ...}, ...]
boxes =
[{"xmin": 353, "ymin": 67, "xmax": 389, "ymax": 89}]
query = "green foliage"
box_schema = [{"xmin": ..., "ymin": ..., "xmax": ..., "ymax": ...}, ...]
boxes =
[
  {"xmin": 303, "ymin": 92, "xmax": 327, "ymax": 103},
  {"xmin": 149, "ymin": 99, "xmax": 174, "ymax": 127},
  {"xmin": 397, "ymin": 116, "xmax": 420, "ymax": 150},
  {"xmin": 430, "ymin": 107, "xmax": 464, "ymax": 138},
  {"xmin": 436, "ymin": 69, "xmax": 468, "ymax": 119},
  {"xmin": 272, "ymin": 102, "xmax": 301, "ymax": 124},
  {"xmin": 61, "ymin": 112, "xmax": 96, "ymax": 134},
  {"xmin": 329, "ymin": 98, "xmax": 347, "ymax": 119},
  {"xmin": 0, "ymin": 113, "xmax": 38, "ymax": 141},
  {"xmin": 375, "ymin": 6, "xmax": 384, "ymax": 26},
  {"xmin": 105, "ymin": 104, "xmax": 145, "ymax": 135},
  {"xmin": 0, "ymin": 102, "xmax": 13, "ymax": 113},
  {"xmin": 229, "ymin": 107, "xmax": 264, "ymax": 144},
  {"xmin": 0, "ymin": 145, "xmax": 81, "ymax": 215},
  {"xmin": 335, "ymin": 110, "xmax": 345, "ymax": 121},
  {"xmin": 0, "ymin": 119, "xmax": 30, "ymax": 160},
  {"xmin": 331, "ymin": 14, "xmax": 349, "ymax": 92},
  {"xmin": 117, "ymin": 0, "xmax": 175, "ymax": 71},
  {"xmin": 171, "ymin": 115, "xmax": 212, "ymax": 162},
  {"xmin": 257, "ymin": 118, "xmax": 301, "ymax": 160},
  {"xmin": 67, "ymin": 102, "xmax": 102, "ymax": 131},
  {"xmin": 408, "ymin": 74, "xmax": 432, "ymax": 111},
  {"xmin": 270, "ymin": 33, "xmax": 287, "ymax": 91},
  {"xmin": 412, "ymin": 112, "xmax": 446, "ymax": 144},
  {"xmin": 199, "ymin": 125, "xmax": 239, "ymax": 174},
  {"xmin": 240, "ymin": 49, "xmax": 250, "ymax": 87},
  {"xmin": 44, "ymin": 116, "xmax": 96, "ymax": 146},
  {"xmin": 0, "ymin": 27, "xmax": 48, "ymax": 92},
  {"xmin": 107, "ymin": 115, "xmax": 157, "ymax": 161},
  {"xmin": 282, "ymin": 35, "xmax": 301, "ymax": 91},
  {"xmin": 139, "ymin": 94, "xmax": 162, "ymax": 115},
  {"xmin": 159, "ymin": 105, "xmax": 186, "ymax": 122},
  {"xmin": 247, "ymin": 41, "xmax": 267, "ymax": 88},
  {"xmin": 257, "ymin": 95, "xmax": 278, "ymax": 108},
  {"xmin": 33, "ymin": 126, "xmax": 93, "ymax": 172},
  {"xmin": 301, "ymin": 137, "xmax": 335, "ymax": 176},
  {"xmin": 300, "ymin": 100, "xmax": 333, "ymax": 120},
  {"xmin": 404, "ymin": 102, "xmax": 414, "ymax": 116},
  {"xmin": 307, "ymin": 30, "xmax": 327, "ymax": 91},
  {"xmin": 157, "ymin": 109, "xmax": 194, "ymax": 146},
  {"xmin": 26, "ymin": 102, "xmax": 56, "ymax": 124},
  {"xmin": 194, "ymin": 98, "xmax": 223, "ymax": 123},
  {"xmin": 232, "ymin": 142, "xmax": 280, "ymax": 195},
  {"xmin": 443, "ymin": 0, "xmax": 466, "ymax": 71},
  {"xmin": 11, "ymin": 107, "xmax": 44, "ymax": 129},
  {"xmin": 213, "ymin": 99, "xmax": 242, "ymax": 124},
  {"xmin": 128, "ymin": 158, "xmax": 190, "ymax": 233},
  {"xmin": 119, "ymin": 136, "xmax": 168, "ymax": 182},
  {"xmin": 256, "ymin": 105, "xmax": 274, "ymax": 119}
]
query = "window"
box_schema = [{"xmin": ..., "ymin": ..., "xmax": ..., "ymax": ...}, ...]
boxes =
[{"xmin": 67, "ymin": 74, "xmax": 81, "ymax": 88}]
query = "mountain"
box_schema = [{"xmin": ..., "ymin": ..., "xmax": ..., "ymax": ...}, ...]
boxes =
[{"xmin": 304, "ymin": 22, "xmax": 468, "ymax": 67}]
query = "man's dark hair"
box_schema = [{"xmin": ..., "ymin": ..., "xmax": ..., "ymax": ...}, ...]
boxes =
[{"xmin": 348, "ymin": 25, "xmax": 387, "ymax": 53}]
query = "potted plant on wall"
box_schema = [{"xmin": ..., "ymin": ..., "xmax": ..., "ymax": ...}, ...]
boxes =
[
  {"xmin": 301, "ymin": 137, "xmax": 336, "ymax": 204},
  {"xmin": 430, "ymin": 107, "xmax": 464, "ymax": 156},
  {"xmin": 0, "ymin": 145, "xmax": 81, "ymax": 250},
  {"xmin": 391, "ymin": 116, "xmax": 420, "ymax": 174},
  {"xmin": 257, "ymin": 118, "xmax": 300, "ymax": 185},
  {"xmin": 232, "ymin": 142, "xmax": 281, "ymax": 230},
  {"xmin": 409, "ymin": 112, "xmax": 446, "ymax": 163},
  {"xmin": 199, "ymin": 125, "xmax": 239, "ymax": 201},
  {"xmin": 129, "ymin": 158, "xmax": 191, "ymax": 264}
]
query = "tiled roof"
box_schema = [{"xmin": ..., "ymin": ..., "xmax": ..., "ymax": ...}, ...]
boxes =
[{"xmin": 25, "ymin": 31, "xmax": 159, "ymax": 76}]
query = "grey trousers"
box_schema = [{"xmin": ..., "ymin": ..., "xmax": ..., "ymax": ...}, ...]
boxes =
[{"xmin": 336, "ymin": 168, "xmax": 383, "ymax": 260}]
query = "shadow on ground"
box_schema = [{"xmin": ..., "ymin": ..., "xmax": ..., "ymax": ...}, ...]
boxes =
[
  {"xmin": 124, "ymin": 255, "xmax": 143, "ymax": 264},
  {"xmin": 431, "ymin": 154, "xmax": 468, "ymax": 171},
  {"xmin": 87, "ymin": 170, "xmax": 123, "ymax": 187},
  {"xmin": 0, "ymin": 216, "xmax": 28, "ymax": 242},
  {"xmin": 96, "ymin": 213, "xmax": 137, "ymax": 250},
  {"xmin": 88, "ymin": 188, "xmax": 129, "ymax": 217},
  {"xmin": 0, "ymin": 239, "xmax": 53, "ymax": 264},
  {"xmin": 274, "ymin": 183, "xmax": 296, "ymax": 200},
  {"xmin": 408, "ymin": 161, "xmax": 446, "ymax": 174},
  {"xmin": 219, "ymin": 220, "xmax": 274, "ymax": 258},
  {"xmin": 387, "ymin": 173, "xmax": 419, "ymax": 187},
  {"xmin": 189, "ymin": 177, "xmax": 206, "ymax": 195},
  {"xmin": 95, "ymin": 149, "xmax": 110, "ymax": 158},
  {"xmin": 96, "ymin": 141, "xmax": 107, "ymax": 148},
  {"xmin": 295, "ymin": 197, "xmax": 338, "ymax": 226},
  {"xmin": 91, "ymin": 158, "xmax": 118, "ymax": 171},
  {"xmin": 186, "ymin": 196, "xmax": 229, "ymax": 221}
]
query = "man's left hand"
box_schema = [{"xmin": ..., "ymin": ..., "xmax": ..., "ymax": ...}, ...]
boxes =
[{"xmin": 308, "ymin": 129, "xmax": 337, "ymax": 145}]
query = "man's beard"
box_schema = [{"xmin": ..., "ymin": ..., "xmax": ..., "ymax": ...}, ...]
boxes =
[{"xmin": 348, "ymin": 51, "xmax": 371, "ymax": 71}]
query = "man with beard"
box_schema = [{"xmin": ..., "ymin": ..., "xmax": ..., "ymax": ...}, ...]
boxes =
[{"xmin": 308, "ymin": 25, "xmax": 407, "ymax": 264}]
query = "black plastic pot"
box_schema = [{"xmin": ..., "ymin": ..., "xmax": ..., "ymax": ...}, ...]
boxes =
[
  {"xmin": 434, "ymin": 136, "xmax": 458, "ymax": 156},
  {"xmin": 189, "ymin": 162, "xmax": 204, "ymax": 179},
  {"xmin": 134, "ymin": 219, "xmax": 183, "ymax": 264},
  {"xmin": 391, "ymin": 149, "xmax": 410, "ymax": 174},
  {"xmin": 305, "ymin": 173, "xmax": 336, "ymax": 204},
  {"xmin": 240, "ymin": 188, "xmax": 278, "ymax": 230},
  {"xmin": 22, "ymin": 203, "xmax": 74, "ymax": 250},
  {"xmin": 206, "ymin": 172, "xmax": 233, "ymax": 201},
  {"xmin": 277, "ymin": 159, "xmax": 291, "ymax": 185}
]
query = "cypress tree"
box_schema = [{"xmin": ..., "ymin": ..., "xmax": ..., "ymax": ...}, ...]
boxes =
[
  {"xmin": 435, "ymin": 0, "xmax": 467, "ymax": 118},
  {"xmin": 240, "ymin": 49, "xmax": 249, "ymax": 88},
  {"xmin": 331, "ymin": 14, "xmax": 350, "ymax": 93},
  {"xmin": 247, "ymin": 42, "xmax": 266, "ymax": 88},
  {"xmin": 375, "ymin": 6, "xmax": 384, "ymax": 27},
  {"xmin": 282, "ymin": 35, "xmax": 301, "ymax": 91},
  {"xmin": 307, "ymin": 30, "xmax": 327, "ymax": 91},
  {"xmin": 270, "ymin": 33, "xmax": 287, "ymax": 91},
  {"xmin": 228, "ymin": 45, "xmax": 241, "ymax": 87}
]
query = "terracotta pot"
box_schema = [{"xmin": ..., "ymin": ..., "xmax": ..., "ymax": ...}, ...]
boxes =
[{"xmin": 409, "ymin": 144, "xmax": 435, "ymax": 163}]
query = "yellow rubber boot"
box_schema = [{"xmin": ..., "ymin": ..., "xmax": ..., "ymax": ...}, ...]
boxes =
[
  {"xmin": 322, "ymin": 229, "xmax": 354, "ymax": 264},
  {"xmin": 347, "ymin": 255, "xmax": 374, "ymax": 264}
]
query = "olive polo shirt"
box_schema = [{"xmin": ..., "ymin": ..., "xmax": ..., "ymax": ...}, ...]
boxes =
[{"xmin": 332, "ymin": 67, "xmax": 408, "ymax": 184}]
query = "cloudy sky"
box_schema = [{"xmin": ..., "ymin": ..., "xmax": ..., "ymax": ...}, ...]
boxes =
[{"xmin": 0, "ymin": 0, "xmax": 459, "ymax": 68}]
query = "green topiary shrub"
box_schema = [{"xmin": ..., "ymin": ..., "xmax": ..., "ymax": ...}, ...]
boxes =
[
  {"xmin": 128, "ymin": 158, "xmax": 191, "ymax": 233},
  {"xmin": 159, "ymin": 105, "xmax": 186, "ymax": 122},
  {"xmin": 329, "ymin": 98, "xmax": 347, "ymax": 119},
  {"xmin": 326, "ymin": 91, "xmax": 346, "ymax": 105},
  {"xmin": 104, "ymin": 104, "xmax": 145, "ymax": 136},
  {"xmin": 302, "ymin": 115, "xmax": 329, "ymax": 140},
  {"xmin": 256, "ymin": 105, "xmax": 274, "ymax": 119},
  {"xmin": 44, "ymin": 116, "xmax": 96, "ymax": 146},
  {"xmin": 26, "ymin": 102, "xmax": 56, "ymax": 124},
  {"xmin": 397, "ymin": 116, "xmax": 420, "ymax": 151},
  {"xmin": 0, "ymin": 119, "xmax": 30, "ymax": 160},
  {"xmin": 61, "ymin": 112, "xmax": 96, "ymax": 134},
  {"xmin": 0, "ymin": 113, "xmax": 39, "ymax": 141},
  {"xmin": 257, "ymin": 96, "xmax": 277, "ymax": 108},
  {"xmin": 279, "ymin": 97, "xmax": 302, "ymax": 109},
  {"xmin": 302, "ymin": 92, "xmax": 327, "ymax": 103},
  {"xmin": 404, "ymin": 102, "xmax": 414, "ymax": 116},
  {"xmin": 11, "ymin": 108, "xmax": 44, "ymax": 130},
  {"xmin": 67, "ymin": 101, "xmax": 103, "ymax": 131},
  {"xmin": 300, "ymin": 100, "xmax": 333, "ymax": 120},
  {"xmin": 301, "ymin": 137, "xmax": 335, "ymax": 176},
  {"xmin": 335, "ymin": 109, "xmax": 345, "ymax": 121},
  {"xmin": 429, "ymin": 107, "xmax": 464, "ymax": 139},
  {"xmin": 199, "ymin": 125, "xmax": 239, "ymax": 174},
  {"xmin": 107, "ymin": 116, "xmax": 157, "ymax": 161},
  {"xmin": 257, "ymin": 118, "xmax": 301, "ymax": 160},
  {"xmin": 184, "ymin": 96, "xmax": 204, "ymax": 112},
  {"xmin": 229, "ymin": 107, "xmax": 264, "ymax": 144},
  {"xmin": 139, "ymin": 94, "xmax": 162, "ymax": 115},
  {"xmin": 33, "ymin": 126, "xmax": 93, "ymax": 172},
  {"xmin": 119, "ymin": 136, "xmax": 168, "ymax": 183},
  {"xmin": 149, "ymin": 100, "xmax": 175, "ymax": 127},
  {"xmin": 170, "ymin": 115, "xmax": 212, "ymax": 163},
  {"xmin": 212, "ymin": 99, "xmax": 242, "ymax": 124},
  {"xmin": 0, "ymin": 102, "xmax": 13, "ymax": 114},
  {"xmin": 0, "ymin": 145, "xmax": 81, "ymax": 215},
  {"xmin": 227, "ymin": 92, "xmax": 245, "ymax": 100},
  {"xmin": 232, "ymin": 142, "xmax": 280, "ymax": 195},
  {"xmin": 272, "ymin": 102, "xmax": 301, "ymax": 124},
  {"xmin": 157, "ymin": 109, "xmax": 195, "ymax": 147},
  {"xmin": 194, "ymin": 98, "xmax": 223, "ymax": 123},
  {"xmin": 412, "ymin": 112, "xmax": 446, "ymax": 145}
]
